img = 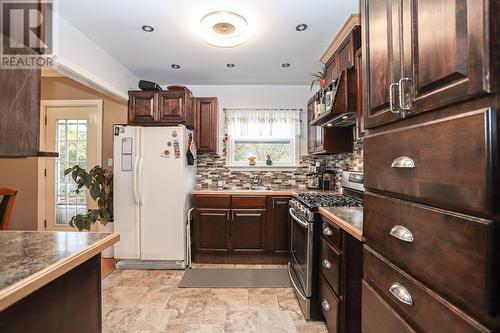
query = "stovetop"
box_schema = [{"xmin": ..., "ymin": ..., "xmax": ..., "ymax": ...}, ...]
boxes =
[{"xmin": 293, "ymin": 191, "xmax": 363, "ymax": 209}]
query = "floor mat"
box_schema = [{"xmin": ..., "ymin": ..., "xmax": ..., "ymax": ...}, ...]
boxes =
[{"xmin": 179, "ymin": 268, "xmax": 292, "ymax": 288}]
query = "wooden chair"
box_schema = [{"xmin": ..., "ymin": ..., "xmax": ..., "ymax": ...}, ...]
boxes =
[{"xmin": 0, "ymin": 188, "xmax": 17, "ymax": 230}]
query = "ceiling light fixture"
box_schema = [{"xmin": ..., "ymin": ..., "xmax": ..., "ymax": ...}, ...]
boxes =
[
  {"xmin": 171, "ymin": 64, "xmax": 180, "ymax": 69},
  {"xmin": 226, "ymin": 63, "xmax": 235, "ymax": 68},
  {"xmin": 282, "ymin": 63, "xmax": 291, "ymax": 68},
  {"xmin": 142, "ymin": 25, "xmax": 154, "ymax": 32},
  {"xmin": 200, "ymin": 11, "xmax": 249, "ymax": 47},
  {"xmin": 296, "ymin": 24, "xmax": 308, "ymax": 31}
]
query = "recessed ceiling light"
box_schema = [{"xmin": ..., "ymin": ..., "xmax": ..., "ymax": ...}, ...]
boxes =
[
  {"xmin": 342, "ymin": 115, "xmax": 349, "ymax": 119},
  {"xmin": 142, "ymin": 25, "xmax": 154, "ymax": 32},
  {"xmin": 296, "ymin": 24, "xmax": 308, "ymax": 32},
  {"xmin": 326, "ymin": 123, "xmax": 334, "ymax": 127},
  {"xmin": 200, "ymin": 11, "xmax": 249, "ymax": 47},
  {"xmin": 282, "ymin": 63, "xmax": 291, "ymax": 68},
  {"xmin": 171, "ymin": 64, "xmax": 180, "ymax": 69},
  {"xmin": 226, "ymin": 63, "xmax": 235, "ymax": 68}
]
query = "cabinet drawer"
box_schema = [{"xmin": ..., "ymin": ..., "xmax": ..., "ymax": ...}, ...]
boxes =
[
  {"xmin": 231, "ymin": 196, "xmax": 266, "ymax": 208},
  {"xmin": 319, "ymin": 237, "xmax": 341, "ymax": 296},
  {"xmin": 364, "ymin": 193, "xmax": 494, "ymax": 314},
  {"xmin": 318, "ymin": 273, "xmax": 340, "ymax": 333},
  {"xmin": 364, "ymin": 108, "xmax": 495, "ymax": 217},
  {"xmin": 193, "ymin": 195, "xmax": 230, "ymax": 208},
  {"xmin": 361, "ymin": 280, "xmax": 415, "ymax": 333},
  {"xmin": 321, "ymin": 217, "xmax": 342, "ymax": 250},
  {"xmin": 363, "ymin": 246, "xmax": 490, "ymax": 333}
]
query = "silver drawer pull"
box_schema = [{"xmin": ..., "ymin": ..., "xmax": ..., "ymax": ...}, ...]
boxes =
[
  {"xmin": 391, "ymin": 156, "xmax": 415, "ymax": 168},
  {"xmin": 322, "ymin": 259, "xmax": 332, "ymax": 269},
  {"xmin": 389, "ymin": 283, "xmax": 413, "ymax": 306},
  {"xmin": 321, "ymin": 298, "xmax": 331, "ymax": 311},
  {"xmin": 390, "ymin": 225, "xmax": 414, "ymax": 243},
  {"xmin": 323, "ymin": 227, "xmax": 333, "ymax": 236}
]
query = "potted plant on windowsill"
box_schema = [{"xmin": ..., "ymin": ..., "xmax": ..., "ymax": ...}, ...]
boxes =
[{"xmin": 64, "ymin": 165, "xmax": 114, "ymax": 258}]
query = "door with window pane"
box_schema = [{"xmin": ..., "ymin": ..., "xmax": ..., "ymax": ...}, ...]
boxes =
[{"xmin": 44, "ymin": 105, "xmax": 100, "ymax": 231}]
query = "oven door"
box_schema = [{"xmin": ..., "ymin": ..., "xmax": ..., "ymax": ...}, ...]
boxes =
[{"xmin": 289, "ymin": 207, "xmax": 314, "ymax": 297}]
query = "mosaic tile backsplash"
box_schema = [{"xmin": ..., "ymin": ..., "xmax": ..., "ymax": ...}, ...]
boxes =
[{"xmin": 195, "ymin": 143, "xmax": 363, "ymax": 191}]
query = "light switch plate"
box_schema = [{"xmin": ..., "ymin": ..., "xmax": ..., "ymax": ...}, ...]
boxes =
[{"xmin": 107, "ymin": 158, "xmax": 113, "ymax": 167}]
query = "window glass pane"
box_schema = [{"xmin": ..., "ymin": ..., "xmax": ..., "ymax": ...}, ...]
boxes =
[
  {"xmin": 55, "ymin": 119, "xmax": 88, "ymax": 225},
  {"xmin": 234, "ymin": 141, "xmax": 291, "ymax": 163}
]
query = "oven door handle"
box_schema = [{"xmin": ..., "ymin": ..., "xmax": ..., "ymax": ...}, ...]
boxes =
[
  {"xmin": 289, "ymin": 208, "xmax": 310, "ymax": 228},
  {"xmin": 288, "ymin": 262, "xmax": 307, "ymax": 300}
]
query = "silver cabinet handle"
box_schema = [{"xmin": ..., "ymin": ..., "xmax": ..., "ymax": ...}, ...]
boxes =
[
  {"xmin": 321, "ymin": 298, "xmax": 331, "ymax": 311},
  {"xmin": 389, "ymin": 283, "xmax": 413, "ymax": 306},
  {"xmin": 389, "ymin": 82, "xmax": 400, "ymax": 114},
  {"xmin": 391, "ymin": 156, "xmax": 415, "ymax": 168},
  {"xmin": 390, "ymin": 225, "xmax": 414, "ymax": 243},
  {"xmin": 322, "ymin": 259, "xmax": 332, "ymax": 269},
  {"xmin": 323, "ymin": 226, "xmax": 333, "ymax": 236},
  {"xmin": 398, "ymin": 77, "xmax": 412, "ymax": 117}
]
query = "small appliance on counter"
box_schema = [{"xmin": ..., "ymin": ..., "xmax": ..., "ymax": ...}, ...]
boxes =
[{"xmin": 306, "ymin": 162, "xmax": 323, "ymax": 189}]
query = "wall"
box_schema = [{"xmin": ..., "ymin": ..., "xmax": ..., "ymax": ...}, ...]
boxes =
[
  {"xmin": 167, "ymin": 85, "xmax": 313, "ymax": 156},
  {"xmin": 0, "ymin": 158, "xmax": 39, "ymax": 230},
  {"xmin": 41, "ymin": 77, "xmax": 128, "ymax": 169}
]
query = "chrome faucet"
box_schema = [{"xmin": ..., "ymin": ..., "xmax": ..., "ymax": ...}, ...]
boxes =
[{"xmin": 251, "ymin": 174, "xmax": 263, "ymax": 186}]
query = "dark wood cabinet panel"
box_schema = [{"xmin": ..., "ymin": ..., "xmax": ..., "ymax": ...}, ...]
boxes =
[
  {"xmin": 157, "ymin": 91, "xmax": 188, "ymax": 124},
  {"xmin": 307, "ymin": 99, "xmax": 316, "ymax": 154},
  {"xmin": 194, "ymin": 208, "xmax": 230, "ymax": 253},
  {"xmin": 319, "ymin": 237, "xmax": 341, "ymax": 296},
  {"xmin": 271, "ymin": 197, "xmax": 291, "ymax": 254},
  {"xmin": 319, "ymin": 273, "xmax": 341, "ymax": 333},
  {"xmin": 128, "ymin": 91, "xmax": 157, "ymax": 124},
  {"xmin": 402, "ymin": 0, "xmax": 492, "ymax": 114},
  {"xmin": 361, "ymin": 0, "xmax": 402, "ymax": 128},
  {"xmin": 364, "ymin": 246, "xmax": 491, "ymax": 333},
  {"xmin": 194, "ymin": 97, "xmax": 218, "ymax": 153},
  {"xmin": 364, "ymin": 108, "xmax": 496, "ymax": 218},
  {"xmin": 231, "ymin": 196, "xmax": 266, "ymax": 208},
  {"xmin": 362, "ymin": 281, "xmax": 416, "ymax": 333},
  {"xmin": 364, "ymin": 193, "xmax": 495, "ymax": 318},
  {"xmin": 231, "ymin": 209, "xmax": 266, "ymax": 253}
]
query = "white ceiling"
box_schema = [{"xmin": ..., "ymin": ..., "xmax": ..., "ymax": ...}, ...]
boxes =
[{"xmin": 58, "ymin": 0, "xmax": 359, "ymax": 85}]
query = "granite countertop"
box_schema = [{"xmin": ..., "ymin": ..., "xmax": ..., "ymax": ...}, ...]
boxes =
[
  {"xmin": 0, "ymin": 231, "xmax": 119, "ymax": 311},
  {"xmin": 319, "ymin": 207, "xmax": 363, "ymax": 241}
]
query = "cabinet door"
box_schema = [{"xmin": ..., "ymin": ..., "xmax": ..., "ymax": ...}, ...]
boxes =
[
  {"xmin": 231, "ymin": 209, "xmax": 266, "ymax": 254},
  {"xmin": 307, "ymin": 100, "xmax": 316, "ymax": 154},
  {"xmin": 128, "ymin": 91, "xmax": 157, "ymax": 124},
  {"xmin": 315, "ymin": 125, "xmax": 325, "ymax": 152},
  {"xmin": 157, "ymin": 91, "xmax": 186, "ymax": 124},
  {"xmin": 272, "ymin": 197, "xmax": 291, "ymax": 254},
  {"xmin": 195, "ymin": 209, "xmax": 230, "ymax": 253},
  {"xmin": 362, "ymin": 0, "xmax": 402, "ymax": 128},
  {"xmin": 402, "ymin": 0, "xmax": 492, "ymax": 114},
  {"xmin": 194, "ymin": 97, "xmax": 218, "ymax": 153}
]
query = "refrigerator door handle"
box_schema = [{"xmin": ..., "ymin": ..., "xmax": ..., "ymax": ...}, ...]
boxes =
[
  {"xmin": 132, "ymin": 156, "xmax": 140, "ymax": 205},
  {"xmin": 138, "ymin": 157, "xmax": 144, "ymax": 206}
]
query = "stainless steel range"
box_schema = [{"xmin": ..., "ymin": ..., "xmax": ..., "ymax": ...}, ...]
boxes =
[{"xmin": 288, "ymin": 171, "xmax": 364, "ymax": 320}]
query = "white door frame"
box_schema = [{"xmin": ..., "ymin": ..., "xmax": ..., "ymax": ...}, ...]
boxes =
[{"xmin": 39, "ymin": 99, "xmax": 103, "ymax": 231}]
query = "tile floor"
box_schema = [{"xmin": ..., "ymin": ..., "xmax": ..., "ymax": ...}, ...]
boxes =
[{"xmin": 102, "ymin": 265, "xmax": 328, "ymax": 333}]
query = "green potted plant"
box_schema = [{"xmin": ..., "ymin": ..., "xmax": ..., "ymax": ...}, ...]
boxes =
[
  {"xmin": 310, "ymin": 64, "xmax": 326, "ymax": 90},
  {"xmin": 64, "ymin": 165, "xmax": 114, "ymax": 257}
]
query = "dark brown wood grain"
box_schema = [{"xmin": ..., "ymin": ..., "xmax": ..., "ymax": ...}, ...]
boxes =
[
  {"xmin": 319, "ymin": 237, "xmax": 341, "ymax": 296},
  {"xmin": 318, "ymin": 273, "xmax": 341, "ymax": 333},
  {"xmin": 231, "ymin": 196, "xmax": 266, "ymax": 208},
  {"xmin": 128, "ymin": 91, "xmax": 157, "ymax": 124},
  {"xmin": 0, "ymin": 255, "xmax": 102, "ymax": 333},
  {"xmin": 157, "ymin": 90, "xmax": 190, "ymax": 124},
  {"xmin": 361, "ymin": 280, "xmax": 416, "ymax": 333},
  {"xmin": 364, "ymin": 108, "xmax": 496, "ymax": 218},
  {"xmin": 270, "ymin": 197, "xmax": 291, "ymax": 254},
  {"xmin": 364, "ymin": 192, "xmax": 495, "ymax": 317},
  {"xmin": 194, "ymin": 208, "xmax": 230, "ymax": 254},
  {"xmin": 231, "ymin": 209, "xmax": 266, "ymax": 253},
  {"xmin": 194, "ymin": 97, "xmax": 218, "ymax": 153},
  {"xmin": 193, "ymin": 195, "xmax": 230, "ymax": 208},
  {"xmin": 363, "ymin": 246, "xmax": 491, "ymax": 333},
  {"xmin": 321, "ymin": 217, "xmax": 342, "ymax": 250}
]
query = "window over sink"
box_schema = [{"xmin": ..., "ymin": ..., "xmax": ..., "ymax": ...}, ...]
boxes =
[{"xmin": 225, "ymin": 109, "xmax": 301, "ymax": 168}]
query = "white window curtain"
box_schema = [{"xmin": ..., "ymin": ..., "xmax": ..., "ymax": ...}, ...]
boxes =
[{"xmin": 225, "ymin": 109, "xmax": 301, "ymax": 138}]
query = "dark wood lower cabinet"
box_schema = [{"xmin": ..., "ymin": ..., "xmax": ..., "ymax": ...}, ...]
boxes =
[
  {"xmin": 192, "ymin": 194, "xmax": 291, "ymax": 263},
  {"xmin": 318, "ymin": 216, "xmax": 362, "ymax": 333}
]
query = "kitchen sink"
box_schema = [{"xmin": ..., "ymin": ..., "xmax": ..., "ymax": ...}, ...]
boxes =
[{"xmin": 221, "ymin": 186, "xmax": 271, "ymax": 191}]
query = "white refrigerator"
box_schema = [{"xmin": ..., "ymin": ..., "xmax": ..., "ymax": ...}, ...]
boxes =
[{"xmin": 113, "ymin": 125, "xmax": 195, "ymax": 269}]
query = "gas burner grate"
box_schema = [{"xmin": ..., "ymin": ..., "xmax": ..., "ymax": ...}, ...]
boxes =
[{"xmin": 294, "ymin": 192, "xmax": 363, "ymax": 208}]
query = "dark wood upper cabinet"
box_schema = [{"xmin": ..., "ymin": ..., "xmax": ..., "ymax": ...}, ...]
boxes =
[
  {"xmin": 362, "ymin": 0, "xmax": 495, "ymax": 128},
  {"xmin": 157, "ymin": 90, "xmax": 189, "ymax": 124},
  {"xmin": 307, "ymin": 99, "xmax": 316, "ymax": 154},
  {"xmin": 194, "ymin": 97, "xmax": 218, "ymax": 153},
  {"xmin": 128, "ymin": 91, "xmax": 157, "ymax": 124},
  {"xmin": 128, "ymin": 88, "xmax": 193, "ymax": 125}
]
